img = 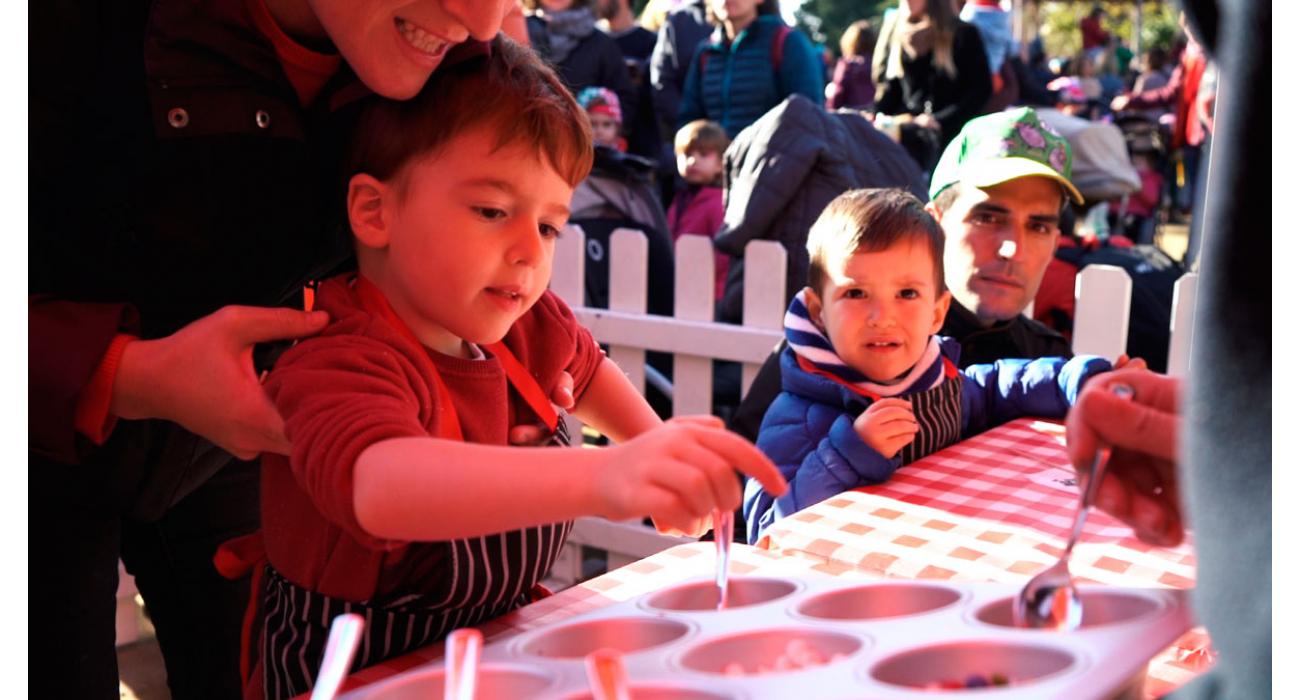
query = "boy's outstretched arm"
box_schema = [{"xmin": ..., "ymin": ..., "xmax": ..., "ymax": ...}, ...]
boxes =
[
  {"xmin": 566, "ymin": 356, "xmax": 788, "ymax": 536},
  {"xmin": 354, "ymin": 419, "xmax": 787, "ymax": 542},
  {"xmin": 960, "ymin": 355, "xmax": 1113, "ymax": 436},
  {"xmin": 569, "ymin": 357, "xmax": 664, "ymax": 443}
]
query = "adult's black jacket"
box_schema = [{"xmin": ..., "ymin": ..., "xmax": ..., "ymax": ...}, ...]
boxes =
[
  {"xmin": 874, "ymin": 18, "xmax": 993, "ymax": 146},
  {"xmin": 30, "ymin": 0, "xmax": 355, "ymax": 513},
  {"xmin": 714, "ymin": 95, "xmax": 927, "ymax": 324}
]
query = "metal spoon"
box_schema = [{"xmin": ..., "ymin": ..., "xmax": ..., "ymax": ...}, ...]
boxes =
[
  {"xmin": 585, "ymin": 648, "xmax": 631, "ymax": 700},
  {"xmin": 1013, "ymin": 383, "xmax": 1135, "ymax": 631},
  {"xmin": 713, "ymin": 509, "xmax": 734, "ymax": 610},
  {"xmin": 309, "ymin": 613, "xmax": 364, "ymax": 700},
  {"xmin": 444, "ymin": 628, "xmax": 483, "ymax": 700}
]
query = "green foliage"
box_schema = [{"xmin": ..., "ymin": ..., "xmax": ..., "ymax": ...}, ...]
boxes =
[
  {"xmin": 795, "ymin": 0, "xmax": 896, "ymax": 54},
  {"xmin": 1038, "ymin": 1, "xmax": 1181, "ymax": 61}
]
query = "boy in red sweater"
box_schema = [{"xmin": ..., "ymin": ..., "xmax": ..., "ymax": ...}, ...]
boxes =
[{"xmin": 254, "ymin": 38, "xmax": 785, "ymax": 699}]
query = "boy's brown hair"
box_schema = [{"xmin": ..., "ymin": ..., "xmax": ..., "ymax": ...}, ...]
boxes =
[
  {"xmin": 674, "ymin": 119, "xmax": 730, "ymax": 156},
  {"xmin": 806, "ymin": 188, "xmax": 946, "ymax": 294},
  {"xmin": 342, "ymin": 36, "xmax": 594, "ymax": 196}
]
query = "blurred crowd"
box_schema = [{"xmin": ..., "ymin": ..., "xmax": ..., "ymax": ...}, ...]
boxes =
[{"xmin": 524, "ymin": 0, "xmax": 1213, "ymax": 406}]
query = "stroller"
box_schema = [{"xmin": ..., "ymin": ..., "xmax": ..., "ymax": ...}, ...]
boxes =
[
  {"xmin": 568, "ymin": 145, "xmax": 676, "ymax": 416},
  {"xmin": 569, "ymin": 145, "xmax": 675, "ymax": 317},
  {"xmin": 1108, "ymin": 111, "xmax": 1170, "ymax": 244}
]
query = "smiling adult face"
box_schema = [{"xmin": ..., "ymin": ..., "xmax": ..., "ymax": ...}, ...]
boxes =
[{"xmin": 306, "ymin": 0, "xmax": 516, "ymax": 99}]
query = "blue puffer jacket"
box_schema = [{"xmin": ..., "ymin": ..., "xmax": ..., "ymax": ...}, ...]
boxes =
[
  {"xmin": 677, "ymin": 15, "xmax": 824, "ymax": 138},
  {"xmin": 743, "ymin": 337, "xmax": 1110, "ymax": 544}
]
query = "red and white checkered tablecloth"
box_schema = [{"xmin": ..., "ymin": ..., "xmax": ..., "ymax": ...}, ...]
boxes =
[
  {"xmin": 303, "ymin": 420, "xmax": 1215, "ymax": 699},
  {"xmin": 754, "ymin": 417, "xmax": 1212, "ymax": 698},
  {"xmin": 756, "ymin": 418, "xmax": 1196, "ymax": 589}
]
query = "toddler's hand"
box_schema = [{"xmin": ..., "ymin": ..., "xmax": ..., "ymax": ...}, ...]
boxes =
[
  {"xmin": 853, "ymin": 398, "xmax": 918, "ymax": 459},
  {"xmin": 1113, "ymin": 354, "xmax": 1147, "ymax": 371},
  {"xmin": 594, "ymin": 416, "xmax": 786, "ymax": 534}
]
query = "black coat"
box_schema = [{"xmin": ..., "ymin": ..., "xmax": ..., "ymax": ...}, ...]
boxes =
[
  {"xmin": 714, "ymin": 95, "xmax": 928, "ymax": 324},
  {"xmin": 649, "ymin": 0, "xmax": 711, "ymax": 134},
  {"xmin": 527, "ymin": 16, "xmax": 637, "ymax": 131},
  {"xmin": 874, "ymin": 19, "xmax": 994, "ymax": 145},
  {"xmin": 31, "ymin": 0, "xmax": 357, "ymax": 482}
]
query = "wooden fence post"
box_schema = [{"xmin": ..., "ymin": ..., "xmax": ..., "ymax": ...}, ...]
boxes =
[
  {"xmin": 608, "ymin": 229, "xmax": 650, "ymax": 393},
  {"xmin": 1072, "ymin": 264, "xmax": 1132, "ymax": 362},
  {"xmin": 739, "ymin": 241, "xmax": 788, "ymax": 395},
  {"xmin": 673, "ymin": 235, "xmax": 717, "ymax": 415},
  {"xmin": 1167, "ymin": 272, "xmax": 1199, "ymax": 378}
]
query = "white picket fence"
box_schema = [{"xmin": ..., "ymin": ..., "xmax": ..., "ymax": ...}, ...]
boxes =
[{"xmin": 543, "ymin": 225, "xmax": 1201, "ymax": 590}]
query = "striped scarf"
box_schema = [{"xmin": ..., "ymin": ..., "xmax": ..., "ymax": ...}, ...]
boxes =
[{"xmin": 785, "ymin": 288, "xmax": 947, "ymax": 398}]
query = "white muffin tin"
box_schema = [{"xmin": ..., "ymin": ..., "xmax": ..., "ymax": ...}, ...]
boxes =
[{"xmin": 343, "ymin": 574, "xmax": 1194, "ymax": 699}]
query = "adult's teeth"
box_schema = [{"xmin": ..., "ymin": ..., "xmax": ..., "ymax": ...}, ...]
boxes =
[{"xmin": 397, "ymin": 19, "xmax": 447, "ymax": 56}]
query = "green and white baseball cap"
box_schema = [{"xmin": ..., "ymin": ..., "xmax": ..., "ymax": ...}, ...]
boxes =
[{"xmin": 929, "ymin": 107, "xmax": 1084, "ymax": 205}]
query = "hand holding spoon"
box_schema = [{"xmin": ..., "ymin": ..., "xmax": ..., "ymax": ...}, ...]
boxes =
[{"xmin": 1013, "ymin": 383, "xmax": 1135, "ymax": 631}]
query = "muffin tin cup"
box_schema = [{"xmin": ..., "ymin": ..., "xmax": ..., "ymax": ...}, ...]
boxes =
[
  {"xmin": 518, "ymin": 616, "xmax": 696, "ymax": 659},
  {"xmin": 676, "ymin": 627, "xmax": 866, "ymax": 676},
  {"xmin": 793, "ymin": 582, "xmax": 966, "ymax": 622},
  {"xmin": 343, "ymin": 575, "xmax": 1193, "ymax": 700},
  {"xmin": 641, "ymin": 577, "xmax": 801, "ymax": 613},
  {"xmin": 350, "ymin": 663, "xmax": 557, "ymax": 699},
  {"xmin": 868, "ymin": 640, "xmax": 1080, "ymax": 692},
  {"xmin": 557, "ymin": 686, "xmax": 734, "ymax": 700},
  {"xmin": 972, "ymin": 591, "xmax": 1164, "ymax": 630}
]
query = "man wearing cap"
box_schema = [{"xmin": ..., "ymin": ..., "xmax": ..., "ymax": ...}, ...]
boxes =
[
  {"xmin": 925, "ymin": 106, "xmax": 1082, "ymax": 367},
  {"xmin": 731, "ymin": 106, "xmax": 1077, "ymax": 444}
]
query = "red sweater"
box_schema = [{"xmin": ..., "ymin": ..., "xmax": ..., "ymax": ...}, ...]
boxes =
[{"xmin": 260, "ymin": 277, "xmax": 602, "ymax": 603}]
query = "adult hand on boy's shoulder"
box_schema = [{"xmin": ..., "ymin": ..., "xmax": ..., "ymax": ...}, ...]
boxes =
[
  {"xmin": 853, "ymin": 398, "xmax": 919, "ymax": 459},
  {"xmin": 110, "ymin": 305, "xmax": 331, "ymax": 460}
]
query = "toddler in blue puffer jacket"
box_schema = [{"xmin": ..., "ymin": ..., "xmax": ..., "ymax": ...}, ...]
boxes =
[{"xmin": 744, "ymin": 188, "xmax": 1116, "ymax": 544}]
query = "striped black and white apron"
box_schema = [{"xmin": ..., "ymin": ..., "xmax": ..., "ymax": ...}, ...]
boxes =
[
  {"xmin": 261, "ymin": 504, "xmax": 572, "ymax": 699},
  {"xmin": 894, "ymin": 373, "xmax": 964, "ymax": 465}
]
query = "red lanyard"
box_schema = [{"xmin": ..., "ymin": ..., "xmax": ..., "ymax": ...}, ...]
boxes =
[{"xmin": 352, "ymin": 276, "xmax": 560, "ymax": 439}]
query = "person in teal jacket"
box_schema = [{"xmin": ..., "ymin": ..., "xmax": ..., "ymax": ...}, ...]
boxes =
[{"xmin": 677, "ymin": 0, "xmax": 825, "ymax": 138}]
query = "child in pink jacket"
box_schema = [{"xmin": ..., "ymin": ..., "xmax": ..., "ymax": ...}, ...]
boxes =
[{"xmin": 667, "ymin": 119, "xmax": 730, "ymax": 300}]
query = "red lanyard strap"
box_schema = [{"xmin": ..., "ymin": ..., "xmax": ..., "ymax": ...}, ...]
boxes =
[
  {"xmin": 484, "ymin": 341, "xmax": 559, "ymax": 433},
  {"xmin": 353, "ymin": 276, "xmax": 558, "ymax": 437}
]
